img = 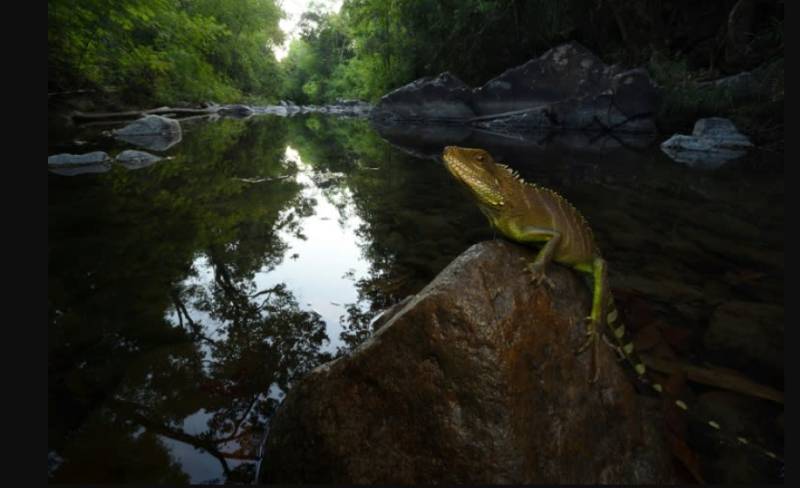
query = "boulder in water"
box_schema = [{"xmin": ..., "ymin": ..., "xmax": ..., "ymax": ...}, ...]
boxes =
[
  {"xmin": 661, "ymin": 117, "xmax": 753, "ymax": 168},
  {"xmin": 259, "ymin": 240, "xmax": 678, "ymax": 484},
  {"xmin": 113, "ymin": 115, "xmax": 182, "ymax": 152},
  {"xmin": 48, "ymin": 151, "xmax": 112, "ymax": 176}
]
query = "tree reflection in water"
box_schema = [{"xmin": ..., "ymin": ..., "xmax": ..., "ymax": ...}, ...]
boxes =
[
  {"xmin": 49, "ymin": 118, "xmax": 334, "ymax": 483},
  {"xmin": 51, "ymin": 113, "xmax": 784, "ymax": 483}
]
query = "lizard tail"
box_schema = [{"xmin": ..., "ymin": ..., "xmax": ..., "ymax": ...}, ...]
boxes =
[{"xmin": 604, "ymin": 295, "xmax": 783, "ymax": 465}]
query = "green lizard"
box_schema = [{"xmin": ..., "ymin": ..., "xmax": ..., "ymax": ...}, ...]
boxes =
[{"xmin": 441, "ymin": 145, "xmax": 782, "ymax": 465}]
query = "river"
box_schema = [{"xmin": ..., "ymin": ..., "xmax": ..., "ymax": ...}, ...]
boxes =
[{"xmin": 48, "ymin": 113, "xmax": 783, "ymax": 483}]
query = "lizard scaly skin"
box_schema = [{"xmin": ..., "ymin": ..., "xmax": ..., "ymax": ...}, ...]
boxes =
[{"xmin": 441, "ymin": 145, "xmax": 782, "ymax": 465}]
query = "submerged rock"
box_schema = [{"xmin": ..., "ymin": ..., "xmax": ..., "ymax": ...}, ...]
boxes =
[
  {"xmin": 371, "ymin": 42, "xmax": 660, "ymax": 134},
  {"xmin": 218, "ymin": 104, "xmax": 254, "ymax": 118},
  {"xmin": 115, "ymin": 150, "xmax": 163, "ymax": 170},
  {"xmin": 660, "ymin": 117, "xmax": 754, "ymax": 168},
  {"xmin": 48, "ymin": 151, "xmax": 112, "ymax": 176},
  {"xmin": 259, "ymin": 240, "xmax": 678, "ymax": 484},
  {"xmin": 113, "ymin": 115, "xmax": 183, "ymax": 152}
]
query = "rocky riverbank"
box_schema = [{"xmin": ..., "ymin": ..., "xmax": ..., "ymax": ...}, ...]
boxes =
[
  {"xmin": 258, "ymin": 240, "xmax": 679, "ymax": 484},
  {"xmin": 370, "ymin": 42, "xmax": 660, "ymax": 135}
]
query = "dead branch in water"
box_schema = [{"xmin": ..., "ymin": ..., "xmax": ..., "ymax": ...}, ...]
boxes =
[{"xmin": 70, "ymin": 105, "xmax": 218, "ymax": 123}]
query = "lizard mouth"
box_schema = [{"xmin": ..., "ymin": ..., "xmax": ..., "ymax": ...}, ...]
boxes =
[
  {"xmin": 442, "ymin": 147, "xmax": 504, "ymax": 207},
  {"xmin": 442, "ymin": 147, "xmax": 481, "ymax": 184},
  {"xmin": 442, "ymin": 149, "xmax": 469, "ymax": 183}
]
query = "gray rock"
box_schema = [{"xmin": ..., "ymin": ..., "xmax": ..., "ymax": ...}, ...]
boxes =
[
  {"xmin": 660, "ymin": 117, "xmax": 753, "ymax": 168},
  {"xmin": 113, "ymin": 114, "xmax": 181, "ymax": 136},
  {"xmin": 472, "ymin": 41, "xmax": 621, "ymax": 115},
  {"xmin": 611, "ymin": 68, "xmax": 662, "ymax": 120},
  {"xmin": 326, "ymin": 100, "xmax": 373, "ymax": 116},
  {"xmin": 371, "ymin": 72, "xmax": 476, "ymax": 122},
  {"xmin": 692, "ymin": 117, "xmax": 754, "ymax": 147},
  {"xmin": 115, "ymin": 150, "xmax": 163, "ymax": 170},
  {"xmin": 48, "ymin": 151, "xmax": 112, "ymax": 176},
  {"xmin": 253, "ymin": 101, "xmax": 372, "ymax": 117},
  {"xmin": 218, "ymin": 104, "xmax": 254, "ymax": 118},
  {"xmin": 113, "ymin": 115, "xmax": 183, "ymax": 152},
  {"xmin": 371, "ymin": 42, "xmax": 660, "ymax": 134},
  {"xmin": 48, "ymin": 151, "xmax": 110, "ymax": 166},
  {"xmin": 257, "ymin": 105, "xmax": 289, "ymax": 116},
  {"xmin": 698, "ymin": 71, "xmax": 758, "ymax": 100},
  {"xmin": 259, "ymin": 240, "xmax": 678, "ymax": 484}
]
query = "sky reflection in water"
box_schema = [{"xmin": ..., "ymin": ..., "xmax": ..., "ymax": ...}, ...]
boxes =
[
  {"xmin": 48, "ymin": 114, "xmax": 783, "ymax": 484},
  {"xmin": 156, "ymin": 146, "xmax": 370, "ymax": 482}
]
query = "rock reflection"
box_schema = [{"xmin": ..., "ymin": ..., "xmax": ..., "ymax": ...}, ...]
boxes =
[{"xmin": 48, "ymin": 118, "xmax": 333, "ymax": 483}]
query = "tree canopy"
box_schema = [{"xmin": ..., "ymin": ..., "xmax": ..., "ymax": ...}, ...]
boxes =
[
  {"xmin": 49, "ymin": 0, "xmax": 783, "ymax": 139},
  {"xmin": 281, "ymin": 0, "xmax": 783, "ymax": 106},
  {"xmin": 48, "ymin": 0, "xmax": 285, "ymax": 104}
]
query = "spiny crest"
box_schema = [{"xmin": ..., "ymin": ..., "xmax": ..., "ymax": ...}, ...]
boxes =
[
  {"xmin": 496, "ymin": 162, "xmax": 524, "ymax": 183},
  {"xmin": 495, "ymin": 160, "xmax": 593, "ymax": 231}
]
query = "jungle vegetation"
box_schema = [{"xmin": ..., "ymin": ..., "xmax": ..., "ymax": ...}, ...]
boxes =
[{"xmin": 49, "ymin": 0, "xmax": 783, "ymax": 140}]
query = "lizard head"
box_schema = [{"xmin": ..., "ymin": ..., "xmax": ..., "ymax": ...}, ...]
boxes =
[{"xmin": 442, "ymin": 146, "xmax": 505, "ymax": 208}]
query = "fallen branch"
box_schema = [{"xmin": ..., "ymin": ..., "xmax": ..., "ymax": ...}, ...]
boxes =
[
  {"xmin": 640, "ymin": 353, "xmax": 783, "ymax": 404},
  {"xmin": 71, "ymin": 105, "xmax": 218, "ymax": 122},
  {"xmin": 74, "ymin": 113, "xmax": 217, "ymax": 128}
]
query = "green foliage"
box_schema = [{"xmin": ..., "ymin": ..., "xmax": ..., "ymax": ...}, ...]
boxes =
[
  {"xmin": 281, "ymin": 0, "xmax": 783, "ymax": 114},
  {"xmin": 648, "ymin": 53, "xmax": 733, "ymax": 128},
  {"xmin": 48, "ymin": 117, "xmax": 330, "ymax": 483},
  {"xmin": 648, "ymin": 51, "xmax": 784, "ymax": 145},
  {"xmin": 48, "ymin": 0, "xmax": 285, "ymax": 104}
]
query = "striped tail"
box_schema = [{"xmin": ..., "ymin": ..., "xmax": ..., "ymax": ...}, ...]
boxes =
[{"xmin": 603, "ymin": 294, "xmax": 783, "ymax": 465}]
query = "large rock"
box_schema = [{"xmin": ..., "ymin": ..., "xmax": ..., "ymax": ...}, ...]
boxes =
[
  {"xmin": 696, "ymin": 59, "xmax": 783, "ymax": 104},
  {"xmin": 471, "ymin": 42, "xmax": 618, "ymax": 114},
  {"xmin": 259, "ymin": 240, "xmax": 678, "ymax": 484},
  {"xmin": 371, "ymin": 42, "xmax": 660, "ymax": 133},
  {"xmin": 370, "ymin": 72, "xmax": 476, "ymax": 123},
  {"xmin": 660, "ymin": 117, "xmax": 754, "ymax": 168},
  {"xmin": 113, "ymin": 115, "xmax": 183, "ymax": 152}
]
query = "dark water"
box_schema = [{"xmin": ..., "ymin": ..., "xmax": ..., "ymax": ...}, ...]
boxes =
[{"xmin": 48, "ymin": 114, "xmax": 783, "ymax": 484}]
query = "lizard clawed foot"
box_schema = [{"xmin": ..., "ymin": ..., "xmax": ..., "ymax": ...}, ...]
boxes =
[
  {"xmin": 526, "ymin": 262, "xmax": 555, "ymax": 289},
  {"xmin": 576, "ymin": 332, "xmax": 593, "ymax": 355}
]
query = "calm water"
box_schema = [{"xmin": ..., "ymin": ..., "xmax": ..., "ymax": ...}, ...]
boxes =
[{"xmin": 48, "ymin": 114, "xmax": 783, "ymax": 483}]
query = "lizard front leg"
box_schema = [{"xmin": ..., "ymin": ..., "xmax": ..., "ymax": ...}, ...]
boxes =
[
  {"xmin": 576, "ymin": 256, "xmax": 607, "ymax": 383},
  {"xmin": 526, "ymin": 231, "xmax": 561, "ymax": 288}
]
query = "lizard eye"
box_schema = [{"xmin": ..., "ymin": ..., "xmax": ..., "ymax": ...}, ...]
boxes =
[{"xmin": 475, "ymin": 155, "xmax": 484, "ymax": 162}]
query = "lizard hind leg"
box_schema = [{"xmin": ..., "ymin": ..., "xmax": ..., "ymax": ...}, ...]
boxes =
[{"xmin": 575, "ymin": 256, "xmax": 608, "ymax": 383}]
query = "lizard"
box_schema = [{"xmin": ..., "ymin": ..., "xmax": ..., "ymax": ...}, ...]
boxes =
[{"xmin": 441, "ymin": 145, "xmax": 783, "ymax": 466}]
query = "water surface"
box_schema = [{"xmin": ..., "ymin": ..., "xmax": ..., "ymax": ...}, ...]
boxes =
[{"xmin": 48, "ymin": 114, "xmax": 783, "ymax": 483}]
